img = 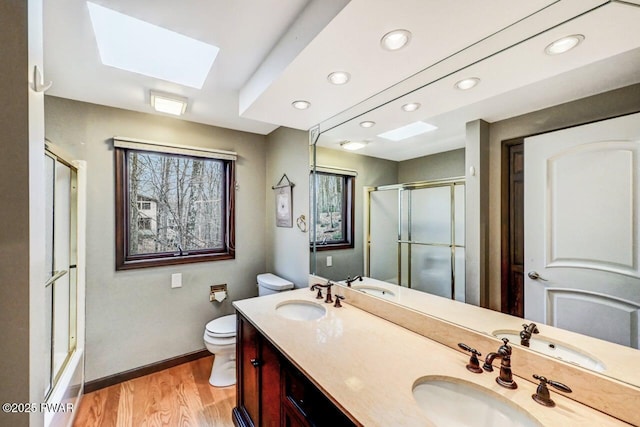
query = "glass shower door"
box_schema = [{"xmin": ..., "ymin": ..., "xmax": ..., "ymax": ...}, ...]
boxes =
[
  {"xmin": 44, "ymin": 151, "xmax": 78, "ymax": 398},
  {"xmin": 367, "ymin": 180, "xmax": 465, "ymax": 301}
]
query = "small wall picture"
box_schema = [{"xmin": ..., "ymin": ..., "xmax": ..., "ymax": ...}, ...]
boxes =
[{"xmin": 276, "ymin": 185, "xmax": 293, "ymax": 227}]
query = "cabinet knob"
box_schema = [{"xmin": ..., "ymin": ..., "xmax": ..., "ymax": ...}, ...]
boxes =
[{"xmin": 250, "ymin": 358, "xmax": 262, "ymax": 368}]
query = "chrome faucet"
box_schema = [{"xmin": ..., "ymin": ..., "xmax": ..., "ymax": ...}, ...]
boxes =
[
  {"xmin": 345, "ymin": 275, "xmax": 363, "ymax": 287},
  {"xmin": 520, "ymin": 323, "xmax": 539, "ymax": 347},
  {"xmin": 483, "ymin": 338, "xmax": 517, "ymax": 389}
]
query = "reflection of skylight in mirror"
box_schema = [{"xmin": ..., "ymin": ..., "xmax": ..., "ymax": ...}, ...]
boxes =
[
  {"xmin": 377, "ymin": 121, "xmax": 438, "ymax": 141},
  {"xmin": 87, "ymin": 2, "xmax": 219, "ymax": 88}
]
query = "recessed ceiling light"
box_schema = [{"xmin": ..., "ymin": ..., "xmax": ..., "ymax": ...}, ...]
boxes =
[
  {"xmin": 150, "ymin": 91, "xmax": 187, "ymax": 116},
  {"xmin": 455, "ymin": 77, "xmax": 480, "ymax": 90},
  {"xmin": 341, "ymin": 140, "xmax": 367, "ymax": 151},
  {"xmin": 380, "ymin": 29, "xmax": 412, "ymax": 51},
  {"xmin": 291, "ymin": 100, "xmax": 311, "ymax": 110},
  {"xmin": 377, "ymin": 121, "xmax": 438, "ymax": 141},
  {"xmin": 359, "ymin": 121, "xmax": 376, "ymax": 128},
  {"xmin": 327, "ymin": 71, "xmax": 351, "ymax": 85},
  {"xmin": 401, "ymin": 102, "xmax": 421, "ymax": 112},
  {"xmin": 87, "ymin": 2, "xmax": 219, "ymax": 89},
  {"xmin": 545, "ymin": 34, "xmax": 585, "ymax": 55}
]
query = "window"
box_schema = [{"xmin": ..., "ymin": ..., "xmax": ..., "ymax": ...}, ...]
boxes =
[
  {"xmin": 138, "ymin": 201, "xmax": 151, "ymax": 210},
  {"xmin": 310, "ymin": 171, "xmax": 354, "ymax": 250},
  {"xmin": 115, "ymin": 139, "xmax": 235, "ymax": 270}
]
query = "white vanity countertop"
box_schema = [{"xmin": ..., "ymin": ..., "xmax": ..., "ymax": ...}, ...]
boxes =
[{"xmin": 233, "ymin": 288, "xmax": 628, "ymax": 427}]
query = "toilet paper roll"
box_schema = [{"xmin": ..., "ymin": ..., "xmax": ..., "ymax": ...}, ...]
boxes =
[{"xmin": 214, "ymin": 290, "xmax": 227, "ymax": 302}]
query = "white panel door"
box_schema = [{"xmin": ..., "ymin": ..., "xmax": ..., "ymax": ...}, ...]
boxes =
[{"xmin": 524, "ymin": 112, "xmax": 640, "ymax": 348}]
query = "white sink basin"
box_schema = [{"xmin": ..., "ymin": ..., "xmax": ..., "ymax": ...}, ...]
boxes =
[
  {"xmin": 276, "ymin": 300, "xmax": 327, "ymax": 321},
  {"xmin": 352, "ymin": 285, "xmax": 396, "ymax": 299},
  {"xmin": 492, "ymin": 330, "xmax": 606, "ymax": 372},
  {"xmin": 412, "ymin": 376, "xmax": 541, "ymax": 427}
]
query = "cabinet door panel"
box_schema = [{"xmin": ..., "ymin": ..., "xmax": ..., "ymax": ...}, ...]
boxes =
[
  {"xmin": 260, "ymin": 339, "xmax": 281, "ymax": 427},
  {"xmin": 239, "ymin": 316, "xmax": 259, "ymax": 424}
]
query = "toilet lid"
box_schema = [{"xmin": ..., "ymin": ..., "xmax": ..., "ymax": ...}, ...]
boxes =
[
  {"xmin": 206, "ymin": 314, "xmax": 236, "ymax": 337},
  {"xmin": 257, "ymin": 273, "xmax": 294, "ymax": 291}
]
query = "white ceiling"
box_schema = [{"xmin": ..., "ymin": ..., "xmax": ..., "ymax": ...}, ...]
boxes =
[{"xmin": 44, "ymin": 0, "xmax": 640, "ymax": 160}]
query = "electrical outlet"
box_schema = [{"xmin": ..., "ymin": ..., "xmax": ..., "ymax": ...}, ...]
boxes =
[
  {"xmin": 171, "ymin": 273, "xmax": 182, "ymax": 288},
  {"xmin": 326, "ymin": 256, "xmax": 333, "ymax": 267}
]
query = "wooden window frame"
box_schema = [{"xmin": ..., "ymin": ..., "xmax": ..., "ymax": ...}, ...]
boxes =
[
  {"xmin": 311, "ymin": 171, "xmax": 355, "ymax": 251},
  {"xmin": 115, "ymin": 147, "xmax": 235, "ymax": 270}
]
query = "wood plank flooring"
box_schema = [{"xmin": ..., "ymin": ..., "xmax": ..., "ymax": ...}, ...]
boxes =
[{"xmin": 73, "ymin": 356, "xmax": 235, "ymax": 427}]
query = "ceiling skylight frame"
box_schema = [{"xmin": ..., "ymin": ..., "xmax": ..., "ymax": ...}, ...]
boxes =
[
  {"xmin": 377, "ymin": 121, "xmax": 438, "ymax": 141},
  {"xmin": 87, "ymin": 1, "xmax": 219, "ymax": 89}
]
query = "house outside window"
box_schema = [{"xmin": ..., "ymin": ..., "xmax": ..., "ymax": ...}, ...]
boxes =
[
  {"xmin": 310, "ymin": 170, "xmax": 355, "ymax": 250},
  {"xmin": 114, "ymin": 138, "xmax": 236, "ymax": 270}
]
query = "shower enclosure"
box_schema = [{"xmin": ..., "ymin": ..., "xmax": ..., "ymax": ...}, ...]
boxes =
[
  {"xmin": 366, "ymin": 178, "xmax": 465, "ymax": 301},
  {"xmin": 44, "ymin": 143, "xmax": 85, "ymax": 427}
]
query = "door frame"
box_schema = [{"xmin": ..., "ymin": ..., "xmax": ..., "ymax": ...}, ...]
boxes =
[{"xmin": 500, "ymin": 137, "xmax": 524, "ymax": 316}]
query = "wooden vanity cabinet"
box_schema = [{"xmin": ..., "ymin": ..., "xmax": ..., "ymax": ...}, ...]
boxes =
[
  {"xmin": 233, "ymin": 313, "xmax": 357, "ymax": 427},
  {"xmin": 234, "ymin": 313, "xmax": 281, "ymax": 427}
]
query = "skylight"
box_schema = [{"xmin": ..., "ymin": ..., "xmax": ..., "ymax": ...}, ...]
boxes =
[
  {"xmin": 87, "ymin": 2, "xmax": 219, "ymax": 89},
  {"xmin": 377, "ymin": 121, "xmax": 438, "ymax": 141}
]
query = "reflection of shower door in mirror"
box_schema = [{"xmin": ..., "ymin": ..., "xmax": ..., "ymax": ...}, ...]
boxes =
[
  {"xmin": 368, "ymin": 180, "xmax": 465, "ymax": 301},
  {"xmin": 525, "ymin": 113, "xmax": 640, "ymax": 348}
]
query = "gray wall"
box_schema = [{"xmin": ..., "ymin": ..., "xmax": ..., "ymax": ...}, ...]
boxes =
[
  {"xmin": 45, "ymin": 96, "xmax": 269, "ymax": 382},
  {"xmin": 0, "ymin": 1, "xmax": 47, "ymax": 426},
  {"xmin": 486, "ymin": 83, "xmax": 640, "ymax": 310},
  {"xmin": 398, "ymin": 148, "xmax": 465, "ymax": 183},
  {"xmin": 265, "ymin": 127, "xmax": 310, "ymax": 287},
  {"xmin": 314, "ymin": 147, "xmax": 398, "ymax": 280},
  {"xmin": 465, "ymin": 121, "xmax": 490, "ymax": 307}
]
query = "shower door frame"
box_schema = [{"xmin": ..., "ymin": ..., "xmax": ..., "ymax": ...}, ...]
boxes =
[{"xmin": 365, "ymin": 177, "xmax": 465, "ymax": 299}]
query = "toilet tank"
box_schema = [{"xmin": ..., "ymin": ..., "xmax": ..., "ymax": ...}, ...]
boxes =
[{"xmin": 257, "ymin": 273, "xmax": 294, "ymax": 296}]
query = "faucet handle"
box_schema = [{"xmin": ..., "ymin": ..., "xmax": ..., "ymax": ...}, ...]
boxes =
[
  {"xmin": 457, "ymin": 343, "xmax": 483, "ymax": 373},
  {"xmin": 310, "ymin": 284, "xmax": 323, "ymax": 299},
  {"xmin": 334, "ymin": 295, "xmax": 345, "ymax": 308},
  {"xmin": 499, "ymin": 337, "xmax": 513, "ymax": 355},
  {"xmin": 532, "ymin": 374, "xmax": 572, "ymax": 407}
]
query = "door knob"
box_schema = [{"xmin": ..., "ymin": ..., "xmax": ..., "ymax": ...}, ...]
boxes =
[{"xmin": 527, "ymin": 271, "xmax": 548, "ymax": 281}]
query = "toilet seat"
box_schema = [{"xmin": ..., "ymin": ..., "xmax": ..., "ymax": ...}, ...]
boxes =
[
  {"xmin": 204, "ymin": 333, "xmax": 235, "ymax": 346},
  {"xmin": 205, "ymin": 314, "xmax": 236, "ymax": 338}
]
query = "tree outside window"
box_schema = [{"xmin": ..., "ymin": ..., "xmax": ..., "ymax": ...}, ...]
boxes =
[
  {"xmin": 310, "ymin": 171, "xmax": 354, "ymax": 250},
  {"xmin": 115, "ymin": 148, "xmax": 235, "ymax": 269}
]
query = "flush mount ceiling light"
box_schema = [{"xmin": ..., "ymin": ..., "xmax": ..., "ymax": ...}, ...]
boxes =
[
  {"xmin": 291, "ymin": 100, "xmax": 311, "ymax": 110},
  {"xmin": 87, "ymin": 2, "xmax": 219, "ymax": 89},
  {"xmin": 150, "ymin": 91, "xmax": 188, "ymax": 116},
  {"xmin": 380, "ymin": 29, "xmax": 412, "ymax": 51},
  {"xmin": 340, "ymin": 140, "xmax": 367, "ymax": 151},
  {"xmin": 359, "ymin": 121, "xmax": 376, "ymax": 128},
  {"xmin": 401, "ymin": 102, "xmax": 421, "ymax": 112},
  {"xmin": 327, "ymin": 71, "xmax": 351, "ymax": 85},
  {"xmin": 545, "ymin": 34, "xmax": 585, "ymax": 55},
  {"xmin": 378, "ymin": 121, "xmax": 438, "ymax": 142},
  {"xmin": 455, "ymin": 77, "xmax": 480, "ymax": 90}
]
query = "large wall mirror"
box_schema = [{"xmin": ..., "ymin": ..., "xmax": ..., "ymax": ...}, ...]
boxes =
[{"xmin": 310, "ymin": 0, "xmax": 640, "ymax": 390}]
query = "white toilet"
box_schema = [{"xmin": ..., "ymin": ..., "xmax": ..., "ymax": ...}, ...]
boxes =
[
  {"xmin": 203, "ymin": 314, "xmax": 237, "ymax": 387},
  {"xmin": 256, "ymin": 273, "xmax": 295, "ymax": 296},
  {"xmin": 203, "ymin": 273, "xmax": 294, "ymax": 387}
]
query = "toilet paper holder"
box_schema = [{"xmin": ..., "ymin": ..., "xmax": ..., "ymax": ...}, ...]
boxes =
[{"xmin": 210, "ymin": 284, "xmax": 228, "ymax": 302}]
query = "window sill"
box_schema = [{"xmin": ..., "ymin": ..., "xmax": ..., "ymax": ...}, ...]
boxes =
[
  {"xmin": 311, "ymin": 243, "xmax": 354, "ymax": 252},
  {"xmin": 116, "ymin": 251, "xmax": 235, "ymax": 270}
]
